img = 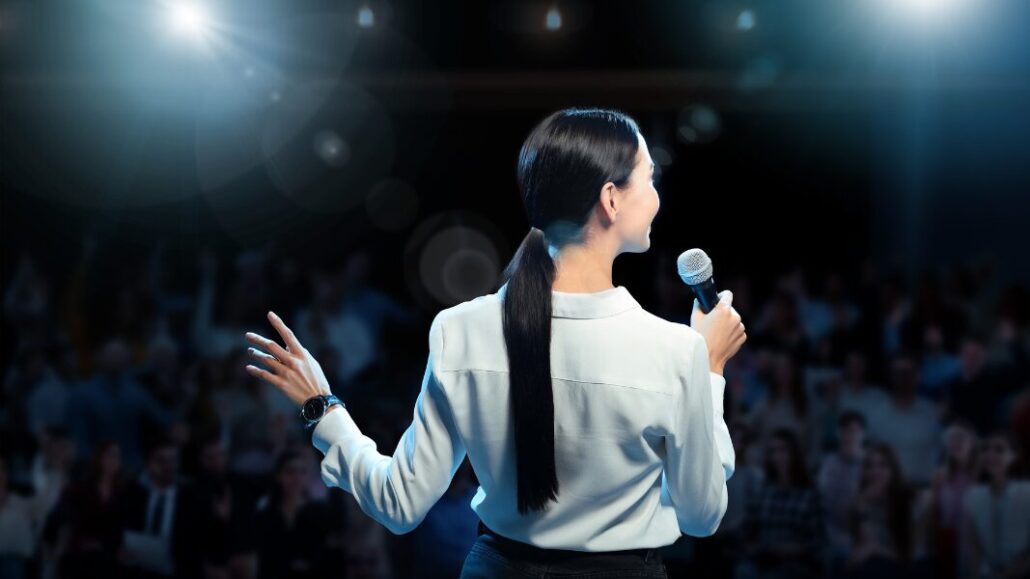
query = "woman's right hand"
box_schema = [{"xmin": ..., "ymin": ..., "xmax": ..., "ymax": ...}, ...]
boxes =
[{"xmin": 691, "ymin": 290, "xmax": 746, "ymax": 375}]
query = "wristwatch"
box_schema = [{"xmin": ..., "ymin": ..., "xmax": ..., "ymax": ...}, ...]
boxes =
[{"xmin": 300, "ymin": 393, "xmax": 344, "ymax": 426}]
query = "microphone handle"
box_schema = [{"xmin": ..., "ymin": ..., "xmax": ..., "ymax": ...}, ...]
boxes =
[{"xmin": 691, "ymin": 277, "xmax": 721, "ymax": 314}]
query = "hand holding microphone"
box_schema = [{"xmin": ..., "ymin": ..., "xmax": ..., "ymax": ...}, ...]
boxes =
[{"xmin": 678, "ymin": 249, "xmax": 747, "ymax": 375}]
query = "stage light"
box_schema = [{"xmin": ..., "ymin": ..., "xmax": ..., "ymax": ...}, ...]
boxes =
[
  {"xmin": 737, "ymin": 9, "xmax": 755, "ymax": 31},
  {"xmin": 167, "ymin": 2, "xmax": 212, "ymax": 40},
  {"xmin": 545, "ymin": 6, "xmax": 562, "ymax": 31},
  {"xmin": 900, "ymin": 0, "xmax": 947, "ymax": 15},
  {"xmin": 884, "ymin": 0, "xmax": 967, "ymax": 25},
  {"xmin": 358, "ymin": 5, "xmax": 374, "ymax": 28}
]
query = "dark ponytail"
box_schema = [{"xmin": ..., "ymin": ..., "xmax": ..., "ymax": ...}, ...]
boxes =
[
  {"xmin": 501, "ymin": 108, "xmax": 640, "ymax": 514},
  {"xmin": 503, "ymin": 227, "xmax": 558, "ymax": 514}
]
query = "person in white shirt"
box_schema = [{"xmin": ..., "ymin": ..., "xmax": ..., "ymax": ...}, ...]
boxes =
[
  {"xmin": 961, "ymin": 431, "xmax": 1030, "ymax": 579},
  {"xmin": 868, "ymin": 353, "xmax": 942, "ymax": 487},
  {"xmin": 244, "ymin": 107, "xmax": 745, "ymax": 578}
]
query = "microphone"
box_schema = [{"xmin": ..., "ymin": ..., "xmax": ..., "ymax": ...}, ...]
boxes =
[{"xmin": 677, "ymin": 248, "xmax": 720, "ymax": 314}]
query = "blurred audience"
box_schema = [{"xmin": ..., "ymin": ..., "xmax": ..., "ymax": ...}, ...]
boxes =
[{"xmin": 1, "ymin": 240, "xmax": 1028, "ymax": 579}]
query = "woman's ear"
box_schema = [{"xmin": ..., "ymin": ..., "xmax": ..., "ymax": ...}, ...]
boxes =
[{"xmin": 598, "ymin": 182, "xmax": 619, "ymax": 224}]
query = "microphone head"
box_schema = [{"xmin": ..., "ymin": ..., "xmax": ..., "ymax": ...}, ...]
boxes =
[{"xmin": 677, "ymin": 248, "xmax": 713, "ymax": 285}]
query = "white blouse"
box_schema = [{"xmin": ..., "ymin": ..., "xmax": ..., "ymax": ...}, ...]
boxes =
[{"xmin": 312, "ymin": 281, "xmax": 735, "ymax": 551}]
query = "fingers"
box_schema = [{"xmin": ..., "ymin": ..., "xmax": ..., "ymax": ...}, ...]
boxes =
[
  {"xmin": 247, "ymin": 347, "xmax": 286, "ymax": 373},
  {"xmin": 245, "ymin": 363, "xmax": 287, "ymax": 389},
  {"xmin": 733, "ymin": 331, "xmax": 748, "ymax": 350},
  {"xmin": 719, "ymin": 289, "xmax": 734, "ymax": 308},
  {"xmin": 267, "ymin": 311, "xmax": 305, "ymax": 354},
  {"xmin": 245, "ymin": 332, "xmax": 291, "ymax": 363}
]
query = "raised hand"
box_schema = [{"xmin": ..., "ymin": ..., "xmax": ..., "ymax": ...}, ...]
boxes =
[{"xmin": 244, "ymin": 311, "xmax": 332, "ymax": 407}]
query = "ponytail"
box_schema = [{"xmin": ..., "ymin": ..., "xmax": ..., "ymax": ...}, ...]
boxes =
[
  {"xmin": 501, "ymin": 226, "xmax": 559, "ymax": 514},
  {"xmin": 501, "ymin": 106, "xmax": 642, "ymax": 514}
]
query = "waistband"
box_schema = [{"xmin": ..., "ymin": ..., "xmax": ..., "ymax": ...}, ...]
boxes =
[{"xmin": 476, "ymin": 520, "xmax": 662, "ymax": 564}]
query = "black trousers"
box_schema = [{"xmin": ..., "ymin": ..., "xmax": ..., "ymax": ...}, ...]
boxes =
[{"xmin": 458, "ymin": 520, "xmax": 668, "ymax": 578}]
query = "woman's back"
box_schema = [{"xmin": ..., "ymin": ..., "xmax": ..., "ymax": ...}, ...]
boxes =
[{"xmin": 432, "ymin": 282, "xmax": 734, "ymax": 551}]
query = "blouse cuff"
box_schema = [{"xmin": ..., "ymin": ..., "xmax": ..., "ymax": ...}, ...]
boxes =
[
  {"xmin": 311, "ymin": 405, "xmax": 356, "ymax": 455},
  {"xmin": 709, "ymin": 372, "xmax": 726, "ymax": 416}
]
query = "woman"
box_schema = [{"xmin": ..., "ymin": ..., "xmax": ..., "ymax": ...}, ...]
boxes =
[
  {"xmin": 816, "ymin": 410, "xmax": 867, "ymax": 572},
  {"xmin": 740, "ymin": 428, "xmax": 826, "ymax": 579},
  {"xmin": 961, "ymin": 431, "xmax": 1030, "ymax": 579},
  {"xmin": 243, "ymin": 107, "xmax": 746, "ymax": 578},
  {"xmin": 249, "ymin": 450, "xmax": 342, "ymax": 579},
  {"xmin": 748, "ymin": 353, "xmax": 817, "ymax": 461},
  {"xmin": 846, "ymin": 443, "xmax": 914, "ymax": 579},
  {"xmin": 43, "ymin": 440, "xmax": 129, "ymax": 579},
  {"xmin": 913, "ymin": 420, "xmax": 977, "ymax": 579}
]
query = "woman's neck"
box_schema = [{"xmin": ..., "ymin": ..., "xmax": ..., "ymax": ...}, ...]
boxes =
[{"xmin": 550, "ymin": 242, "xmax": 615, "ymax": 293}]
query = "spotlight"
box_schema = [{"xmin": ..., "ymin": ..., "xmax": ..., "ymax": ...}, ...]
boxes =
[
  {"xmin": 737, "ymin": 10, "xmax": 755, "ymax": 31},
  {"xmin": 358, "ymin": 5, "xmax": 375, "ymax": 28},
  {"xmin": 884, "ymin": 0, "xmax": 966, "ymax": 25},
  {"xmin": 167, "ymin": 2, "xmax": 212, "ymax": 40},
  {"xmin": 545, "ymin": 6, "xmax": 562, "ymax": 31}
]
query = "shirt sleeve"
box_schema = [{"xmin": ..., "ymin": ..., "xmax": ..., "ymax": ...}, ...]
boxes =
[
  {"xmin": 310, "ymin": 313, "xmax": 466, "ymax": 535},
  {"xmin": 662, "ymin": 329, "xmax": 736, "ymax": 537}
]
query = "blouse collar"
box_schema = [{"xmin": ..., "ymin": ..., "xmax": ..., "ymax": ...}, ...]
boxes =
[{"xmin": 496, "ymin": 281, "xmax": 641, "ymax": 319}]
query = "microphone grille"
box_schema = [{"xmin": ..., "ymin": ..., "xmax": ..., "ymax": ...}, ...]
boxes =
[{"xmin": 677, "ymin": 248, "xmax": 713, "ymax": 285}]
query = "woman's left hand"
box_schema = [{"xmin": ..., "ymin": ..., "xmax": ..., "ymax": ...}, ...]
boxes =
[{"xmin": 244, "ymin": 311, "xmax": 332, "ymax": 407}]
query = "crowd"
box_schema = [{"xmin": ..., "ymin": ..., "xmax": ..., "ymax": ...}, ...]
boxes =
[{"xmin": 0, "ymin": 238, "xmax": 1028, "ymax": 579}]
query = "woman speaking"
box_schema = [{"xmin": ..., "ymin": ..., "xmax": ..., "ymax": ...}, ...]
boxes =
[{"xmin": 244, "ymin": 107, "xmax": 745, "ymax": 578}]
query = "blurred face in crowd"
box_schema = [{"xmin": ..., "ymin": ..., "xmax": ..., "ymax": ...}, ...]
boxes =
[
  {"xmin": 277, "ymin": 456, "xmax": 308, "ymax": 499},
  {"xmin": 862, "ymin": 449, "xmax": 894, "ymax": 494},
  {"xmin": 944, "ymin": 424, "xmax": 975, "ymax": 464},
  {"xmin": 148, "ymin": 445, "xmax": 180, "ymax": 487},
  {"xmin": 839, "ymin": 419, "xmax": 865, "ymax": 456},
  {"xmin": 960, "ymin": 340, "xmax": 987, "ymax": 375},
  {"xmin": 982, "ymin": 436, "xmax": 1016, "ymax": 481},
  {"xmin": 43, "ymin": 433, "xmax": 76, "ymax": 469},
  {"xmin": 924, "ymin": 326, "xmax": 944, "ymax": 353},
  {"xmin": 97, "ymin": 339, "xmax": 132, "ymax": 378},
  {"xmin": 890, "ymin": 357, "xmax": 919, "ymax": 397},
  {"xmin": 200, "ymin": 441, "xmax": 227, "ymax": 476},
  {"xmin": 766, "ymin": 437, "xmax": 792, "ymax": 481},
  {"xmin": 101, "ymin": 443, "xmax": 122, "ymax": 477},
  {"xmin": 772, "ymin": 355, "xmax": 796, "ymax": 393},
  {"xmin": 844, "ymin": 352, "xmax": 866, "ymax": 385}
]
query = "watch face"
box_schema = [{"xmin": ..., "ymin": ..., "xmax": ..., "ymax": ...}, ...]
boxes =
[{"xmin": 302, "ymin": 397, "xmax": 326, "ymax": 421}]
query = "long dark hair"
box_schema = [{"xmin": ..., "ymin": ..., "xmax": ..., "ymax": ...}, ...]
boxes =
[
  {"xmin": 500, "ymin": 108, "xmax": 641, "ymax": 514},
  {"xmin": 763, "ymin": 428, "xmax": 812, "ymax": 488},
  {"xmin": 857, "ymin": 442, "xmax": 913, "ymax": 560}
]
